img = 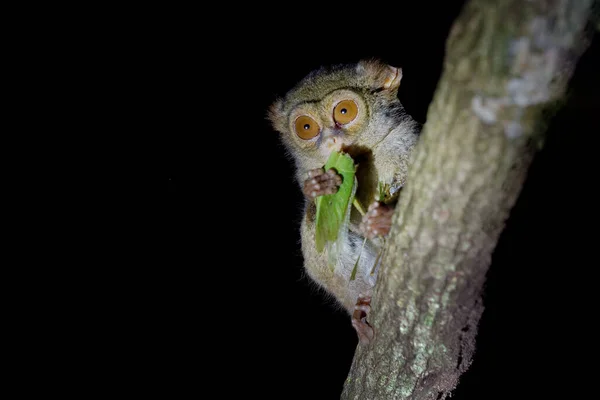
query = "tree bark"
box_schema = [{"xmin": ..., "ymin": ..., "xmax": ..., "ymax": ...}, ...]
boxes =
[{"xmin": 342, "ymin": 1, "xmax": 595, "ymax": 399}]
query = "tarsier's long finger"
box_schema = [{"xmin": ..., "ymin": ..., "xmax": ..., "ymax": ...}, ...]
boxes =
[
  {"xmin": 307, "ymin": 168, "xmax": 324, "ymax": 179},
  {"xmin": 352, "ymin": 292, "xmax": 374, "ymax": 344},
  {"xmin": 303, "ymin": 169, "xmax": 342, "ymax": 199},
  {"xmin": 307, "ymin": 169, "xmax": 342, "ymax": 184},
  {"xmin": 355, "ymin": 304, "xmax": 371, "ymax": 314},
  {"xmin": 309, "ymin": 173, "xmax": 333, "ymax": 185},
  {"xmin": 351, "ymin": 315, "xmax": 374, "ymax": 345},
  {"xmin": 304, "ymin": 184, "xmax": 338, "ymax": 199},
  {"xmin": 326, "ymin": 169, "xmax": 342, "ymax": 184},
  {"xmin": 322, "ymin": 186, "xmax": 338, "ymax": 195},
  {"xmin": 351, "ymin": 319, "xmax": 372, "ymax": 344},
  {"xmin": 361, "ymin": 202, "xmax": 394, "ymax": 239}
]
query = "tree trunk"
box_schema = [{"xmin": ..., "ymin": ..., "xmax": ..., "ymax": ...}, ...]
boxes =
[{"xmin": 341, "ymin": 1, "xmax": 595, "ymax": 399}]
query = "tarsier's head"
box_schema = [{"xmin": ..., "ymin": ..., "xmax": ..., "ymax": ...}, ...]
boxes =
[{"xmin": 268, "ymin": 59, "xmax": 407, "ymax": 171}]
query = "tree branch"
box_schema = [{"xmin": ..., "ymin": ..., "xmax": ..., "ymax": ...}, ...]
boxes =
[{"xmin": 342, "ymin": 1, "xmax": 596, "ymax": 398}]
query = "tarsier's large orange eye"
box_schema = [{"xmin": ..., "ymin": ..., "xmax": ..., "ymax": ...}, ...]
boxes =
[
  {"xmin": 333, "ymin": 100, "xmax": 358, "ymax": 125},
  {"xmin": 295, "ymin": 115, "xmax": 320, "ymax": 140}
]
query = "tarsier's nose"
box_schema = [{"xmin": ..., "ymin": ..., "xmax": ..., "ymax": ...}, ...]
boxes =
[
  {"xmin": 321, "ymin": 128, "xmax": 343, "ymax": 152},
  {"xmin": 323, "ymin": 136, "xmax": 342, "ymax": 152}
]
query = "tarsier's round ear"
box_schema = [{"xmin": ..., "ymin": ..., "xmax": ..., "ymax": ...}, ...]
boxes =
[
  {"xmin": 267, "ymin": 98, "xmax": 287, "ymax": 133},
  {"xmin": 356, "ymin": 59, "xmax": 403, "ymax": 91}
]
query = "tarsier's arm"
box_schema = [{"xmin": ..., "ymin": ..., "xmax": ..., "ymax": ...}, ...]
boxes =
[
  {"xmin": 300, "ymin": 168, "xmax": 393, "ymax": 344},
  {"xmin": 300, "ymin": 168, "xmax": 374, "ymax": 313}
]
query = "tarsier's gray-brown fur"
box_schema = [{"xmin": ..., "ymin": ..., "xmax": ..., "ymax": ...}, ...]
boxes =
[{"xmin": 268, "ymin": 59, "xmax": 421, "ymax": 321}]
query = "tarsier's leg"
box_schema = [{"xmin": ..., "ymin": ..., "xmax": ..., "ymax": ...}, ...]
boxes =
[
  {"xmin": 360, "ymin": 201, "xmax": 394, "ymax": 239},
  {"xmin": 353, "ymin": 201, "xmax": 395, "ymax": 344},
  {"xmin": 352, "ymin": 293, "xmax": 374, "ymax": 344},
  {"xmin": 303, "ymin": 168, "xmax": 342, "ymax": 199}
]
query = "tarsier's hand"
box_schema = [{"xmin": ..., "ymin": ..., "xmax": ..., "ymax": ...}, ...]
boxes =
[
  {"xmin": 303, "ymin": 168, "xmax": 342, "ymax": 199},
  {"xmin": 360, "ymin": 201, "xmax": 394, "ymax": 239}
]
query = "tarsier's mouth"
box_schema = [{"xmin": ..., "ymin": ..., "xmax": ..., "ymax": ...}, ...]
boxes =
[
  {"xmin": 339, "ymin": 144, "xmax": 377, "ymax": 206},
  {"xmin": 341, "ymin": 144, "xmax": 372, "ymax": 161}
]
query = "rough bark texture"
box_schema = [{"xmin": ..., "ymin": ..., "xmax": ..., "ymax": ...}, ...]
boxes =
[{"xmin": 342, "ymin": 1, "xmax": 595, "ymax": 399}]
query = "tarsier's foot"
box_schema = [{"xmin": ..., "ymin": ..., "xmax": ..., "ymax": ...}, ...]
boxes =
[
  {"xmin": 352, "ymin": 293, "xmax": 374, "ymax": 345},
  {"xmin": 360, "ymin": 201, "xmax": 394, "ymax": 239},
  {"xmin": 303, "ymin": 168, "xmax": 342, "ymax": 199}
]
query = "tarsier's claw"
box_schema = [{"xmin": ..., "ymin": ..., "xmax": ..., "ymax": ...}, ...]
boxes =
[
  {"xmin": 303, "ymin": 168, "xmax": 342, "ymax": 199},
  {"xmin": 360, "ymin": 201, "xmax": 394, "ymax": 239}
]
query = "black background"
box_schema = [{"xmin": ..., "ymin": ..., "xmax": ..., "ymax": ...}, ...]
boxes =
[{"xmin": 153, "ymin": 2, "xmax": 597, "ymax": 398}]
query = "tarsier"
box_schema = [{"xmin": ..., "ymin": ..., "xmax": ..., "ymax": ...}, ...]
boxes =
[{"xmin": 269, "ymin": 59, "xmax": 421, "ymax": 344}]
